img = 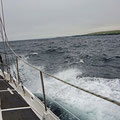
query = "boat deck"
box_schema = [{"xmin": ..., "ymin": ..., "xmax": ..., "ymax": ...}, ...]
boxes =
[{"xmin": 0, "ymin": 75, "xmax": 40, "ymax": 120}]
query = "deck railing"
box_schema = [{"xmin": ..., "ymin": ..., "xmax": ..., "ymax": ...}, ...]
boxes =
[
  {"xmin": 0, "ymin": 52, "xmax": 81, "ymax": 119},
  {"xmin": 1, "ymin": 47, "xmax": 120, "ymax": 119}
]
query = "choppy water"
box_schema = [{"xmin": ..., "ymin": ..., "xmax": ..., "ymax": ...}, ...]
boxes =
[{"xmin": 0, "ymin": 34, "xmax": 120, "ymax": 120}]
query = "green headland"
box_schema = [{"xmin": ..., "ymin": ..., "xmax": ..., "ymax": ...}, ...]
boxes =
[{"xmin": 87, "ymin": 30, "xmax": 120, "ymax": 36}]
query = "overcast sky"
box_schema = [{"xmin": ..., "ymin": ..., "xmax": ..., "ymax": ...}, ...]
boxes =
[{"xmin": 2, "ymin": 0, "xmax": 120, "ymax": 40}]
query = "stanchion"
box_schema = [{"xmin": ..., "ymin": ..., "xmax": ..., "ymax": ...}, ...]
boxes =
[
  {"xmin": 16, "ymin": 57, "xmax": 20, "ymax": 83},
  {"xmin": 40, "ymin": 71, "xmax": 47, "ymax": 112}
]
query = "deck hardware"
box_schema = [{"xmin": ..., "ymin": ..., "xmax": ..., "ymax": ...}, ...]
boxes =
[
  {"xmin": 16, "ymin": 57, "xmax": 20, "ymax": 83},
  {"xmin": 40, "ymin": 71, "xmax": 47, "ymax": 112}
]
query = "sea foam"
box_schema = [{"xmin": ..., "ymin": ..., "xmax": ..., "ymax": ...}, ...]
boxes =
[{"xmin": 16, "ymin": 59, "xmax": 120, "ymax": 120}]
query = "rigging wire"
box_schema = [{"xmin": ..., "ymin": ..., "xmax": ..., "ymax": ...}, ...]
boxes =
[
  {"xmin": 0, "ymin": 0, "xmax": 120, "ymax": 108},
  {"xmin": 0, "ymin": 1, "xmax": 8, "ymax": 67}
]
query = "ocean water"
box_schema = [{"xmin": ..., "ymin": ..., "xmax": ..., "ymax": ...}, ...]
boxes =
[{"xmin": 0, "ymin": 34, "xmax": 120, "ymax": 120}]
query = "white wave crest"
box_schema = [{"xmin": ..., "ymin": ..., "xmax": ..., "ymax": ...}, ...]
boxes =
[
  {"xmin": 30, "ymin": 52, "xmax": 38, "ymax": 55},
  {"xmin": 17, "ymin": 59, "xmax": 120, "ymax": 120}
]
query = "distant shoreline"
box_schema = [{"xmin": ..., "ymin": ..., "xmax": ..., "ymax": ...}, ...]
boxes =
[
  {"xmin": 86, "ymin": 30, "xmax": 120, "ymax": 36},
  {"xmin": 3, "ymin": 30, "xmax": 120, "ymax": 42}
]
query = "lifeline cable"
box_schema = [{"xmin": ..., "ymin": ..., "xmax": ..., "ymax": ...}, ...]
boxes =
[{"xmin": 1, "ymin": 0, "xmax": 120, "ymax": 107}]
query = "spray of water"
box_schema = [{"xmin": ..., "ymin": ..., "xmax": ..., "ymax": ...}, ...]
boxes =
[{"xmin": 17, "ymin": 59, "xmax": 120, "ymax": 120}]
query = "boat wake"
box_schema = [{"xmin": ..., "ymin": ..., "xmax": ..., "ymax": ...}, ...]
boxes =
[{"xmin": 16, "ymin": 59, "xmax": 120, "ymax": 120}]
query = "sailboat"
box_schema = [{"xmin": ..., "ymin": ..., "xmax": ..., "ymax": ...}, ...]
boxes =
[
  {"xmin": 0, "ymin": 0, "xmax": 60, "ymax": 119},
  {"xmin": 0, "ymin": 0, "xmax": 120, "ymax": 120}
]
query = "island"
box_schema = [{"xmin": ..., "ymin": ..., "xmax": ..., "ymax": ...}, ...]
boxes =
[{"xmin": 87, "ymin": 30, "xmax": 120, "ymax": 36}]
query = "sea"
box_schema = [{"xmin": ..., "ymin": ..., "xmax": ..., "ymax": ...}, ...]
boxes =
[{"xmin": 0, "ymin": 34, "xmax": 120, "ymax": 120}]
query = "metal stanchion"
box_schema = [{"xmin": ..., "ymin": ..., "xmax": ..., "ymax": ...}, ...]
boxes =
[
  {"xmin": 40, "ymin": 71, "xmax": 47, "ymax": 112},
  {"xmin": 16, "ymin": 57, "xmax": 25, "ymax": 94},
  {"xmin": 16, "ymin": 57, "xmax": 20, "ymax": 83},
  {"xmin": 7, "ymin": 65, "xmax": 11, "ymax": 82}
]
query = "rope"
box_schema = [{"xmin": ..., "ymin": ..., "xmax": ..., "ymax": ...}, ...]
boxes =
[
  {"xmin": 0, "ymin": 1, "xmax": 8, "ymax": 68},
  {"xmin": 0, "ymin": 0, "xmax": 120, "ymax": 108}
]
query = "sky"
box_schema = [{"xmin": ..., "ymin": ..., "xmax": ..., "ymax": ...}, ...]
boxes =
[{"xmin": 1, "ymin": 0, "xmax": 120, "ymax": 41}]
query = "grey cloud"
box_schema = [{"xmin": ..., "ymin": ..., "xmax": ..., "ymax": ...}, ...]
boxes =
[{"xmin": 2, "ymin": 0, "xmax": 120, "ymax": 40}]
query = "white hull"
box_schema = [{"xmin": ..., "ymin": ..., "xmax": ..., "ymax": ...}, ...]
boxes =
[{"xmin": 0, "ymin": 70, "xmax": 60, "ymax": 120}]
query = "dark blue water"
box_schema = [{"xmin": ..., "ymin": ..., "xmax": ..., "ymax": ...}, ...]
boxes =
[
  {"xmin": 0, "ymin": 34, "xmax": 120, "ymax": 120},
  {"xmin": 3, "ymin": 34, "xmax": 120, "ymax": 78}
]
